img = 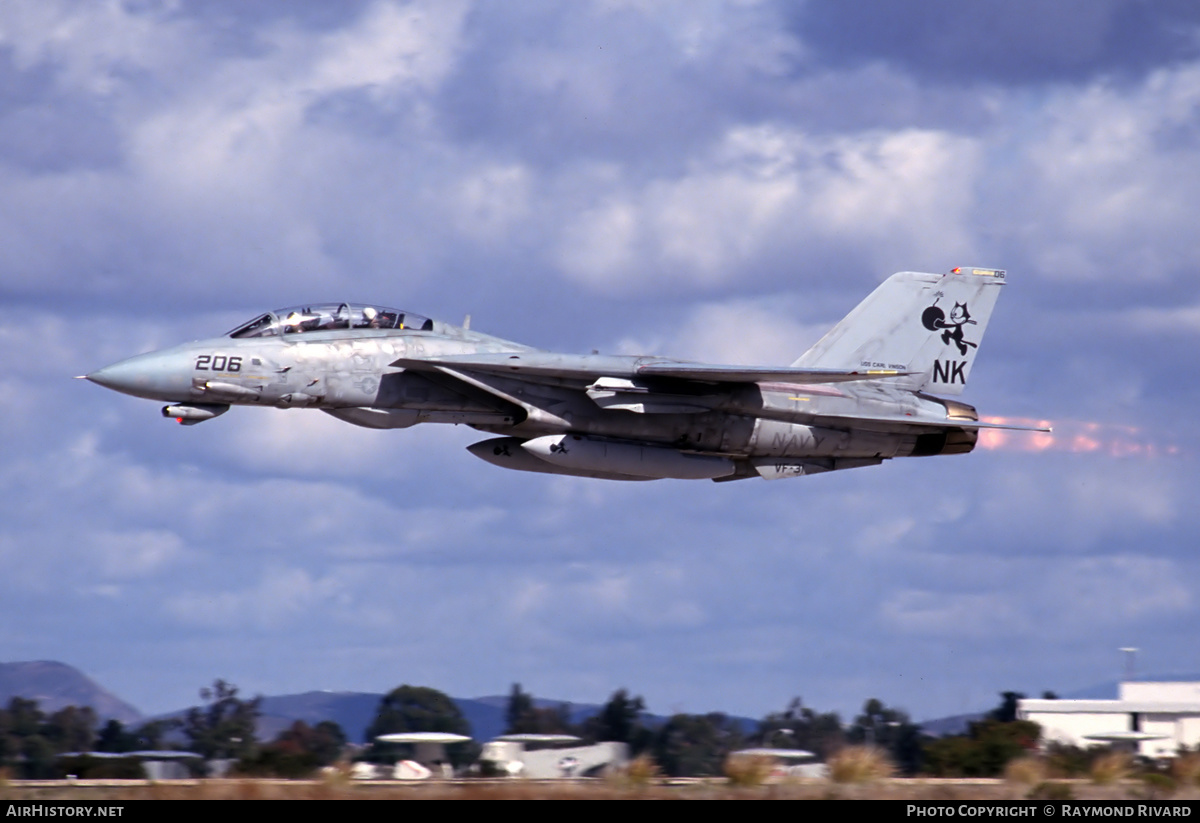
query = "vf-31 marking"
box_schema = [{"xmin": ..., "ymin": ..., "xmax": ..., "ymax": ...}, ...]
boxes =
[{"xmin": 84, "ymin": 267, "xmax": 1047, "ymax": 483}]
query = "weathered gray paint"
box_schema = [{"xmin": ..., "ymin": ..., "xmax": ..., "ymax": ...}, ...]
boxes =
[{"xmin": 86, "ymin": 268, "xmax": 1046, "ymax": 482}]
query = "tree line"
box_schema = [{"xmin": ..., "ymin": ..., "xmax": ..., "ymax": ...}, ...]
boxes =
[
  {"xmin": 0, "ymin": 679, "xmax": 1052, "ymax": 779},
  {"xmin": 0, "ymin": 680, "xmax": 345, "ymax": 779}
]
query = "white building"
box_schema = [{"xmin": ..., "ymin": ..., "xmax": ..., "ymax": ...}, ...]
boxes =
[
  {"xmin": 479, "ymin": 735, "xmax": 629, "ymax": 778},
  {"xmin": 1018, "ymin": 681, "xmax": 1200, "ymax": 759}
]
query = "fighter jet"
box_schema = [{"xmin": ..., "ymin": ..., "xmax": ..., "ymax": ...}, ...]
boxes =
[{"xmin": 84, "ymin": 267, "xmax": 1047, "ymax": 482}]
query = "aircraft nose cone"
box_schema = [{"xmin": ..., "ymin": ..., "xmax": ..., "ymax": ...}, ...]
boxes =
[
  {"xmin": 85, "ymin": 349, "xmax": 194, "ymax": 400},
  {"xmin": 86, "ymin": 361, "xmax": 140, "ymax": 393}
]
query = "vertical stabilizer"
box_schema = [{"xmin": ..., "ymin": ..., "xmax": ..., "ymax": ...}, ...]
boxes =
[{"xmin": 793, "ymin": 267, "xmax": 1006, "ymax": 396}]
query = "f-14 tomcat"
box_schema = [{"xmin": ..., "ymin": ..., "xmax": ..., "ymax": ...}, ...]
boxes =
[{"xmin": 84, "ymin": 267, "xmax": 1046, "ymax": 482}]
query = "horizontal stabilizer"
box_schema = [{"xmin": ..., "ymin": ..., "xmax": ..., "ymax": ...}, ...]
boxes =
[
  {"xmin": 815, "ymin": 413, "xmax": 1051, "ymax": 433},
  {"xmin": 953, "ymin": 419, "xmax": 1051, "ymax": 433}
]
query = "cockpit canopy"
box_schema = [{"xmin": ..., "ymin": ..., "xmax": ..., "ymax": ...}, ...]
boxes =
[{"xmin": 227, "ymin": 303, "xmax": 434, "ymax": 339}]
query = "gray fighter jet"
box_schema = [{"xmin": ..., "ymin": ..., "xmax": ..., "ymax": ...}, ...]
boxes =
[{"xmin": 84, "ymin": 267, "xmax": 1046, "ymax": 482}]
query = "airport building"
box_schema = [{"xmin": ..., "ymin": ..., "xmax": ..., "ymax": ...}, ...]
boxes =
[{"xmin": 1018, "ymin": 681, "xmax": 1200, "ymax": 758}]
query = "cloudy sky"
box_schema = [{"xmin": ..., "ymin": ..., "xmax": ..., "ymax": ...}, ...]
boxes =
[{"xmin": 2, "ymin": 0, "xmax": 1199, "ymax": 728}]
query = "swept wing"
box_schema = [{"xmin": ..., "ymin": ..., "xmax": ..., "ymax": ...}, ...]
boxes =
[{"xmin": 392, "ymin": 352, "xmax": 911, "ymax": 384}]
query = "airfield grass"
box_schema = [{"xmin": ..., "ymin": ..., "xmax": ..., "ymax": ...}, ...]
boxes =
[{"xmin": 4, "ymin": 777, "xmax": 1200, "ymax": 801}]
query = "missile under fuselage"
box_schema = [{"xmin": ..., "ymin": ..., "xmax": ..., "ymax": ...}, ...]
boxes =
[
  {"xmin": 162, "ymin": 403, "xmax": 229, "ymax": 425},
  {"xmin": 523, "ymin": 434, "xmax": 736, "ymax": 479},
  {"xmin": 467, "ymin": 437, "xmax": 655, "ymax": 481}
]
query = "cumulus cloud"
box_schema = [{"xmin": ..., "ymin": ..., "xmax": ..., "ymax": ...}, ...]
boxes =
[
  {"xmin": 555, "ymin": 125, "xmax": 980, "ymax": 294},
  {"xmin": 790, "ymin": 0, "xmax": 1200, "ymax": 85},
  {"xmin": 165, "ymin": 566, "xmax": 346, "ymax": 630},
  {"xmin": 613, "ymin": 295, "xmax": 824, "ymax": 363},
  {"xmin": 89, "ymin": 529, "xmax": 189, "ymax": 579},
  {"xmin": 1008, "ymin": 66, "xmax": 1200, "ymax": 282},
  {"xmin": 881, "ymin": 590, "xmax": 1032, "ymax": 638}
]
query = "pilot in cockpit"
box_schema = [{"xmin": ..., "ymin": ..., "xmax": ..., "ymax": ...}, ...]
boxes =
[{"xmin": 363, "ymin": 307, "xmax": 386, "ymax": 329}]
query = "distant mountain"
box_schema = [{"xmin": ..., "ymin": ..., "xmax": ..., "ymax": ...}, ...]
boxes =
[
  {"xmin": 0, "ymin": 661, "xmax": 142, "ymax": 724},
  {"xmin": 919, "ymin": 712, "xmax": 984, "ymax": 738},
  {"xmin": 256, "ymin": 692, "xmax": 599, "ymax": 743},
  {"xmin": 255, "ymin": 691, "xmax": 581, "ymax": 743},
  {"xmin": 252, "ymin": 675, "xmax": 1200, "ymax": 744},
  {"xmin": 262, "ymin": 691, "xmax": 754, "ymax": 743},
  {"xmin": 1, "ymin": 659, "xmax": 951, "ymax": 743},
  {"xmin": 453, "ymin": 696, "xmax": 508, "ymax": 743},
  {"xmin": 462, "ymin": 695, "xmax": 757, "ymax": 739},
  {"xmin": 463, "ymin": 695, "xmax": 602, "ymax": 739},
  {"xmin": 255, "ymin": 691, "xmax": 382, "ymax": 744}
]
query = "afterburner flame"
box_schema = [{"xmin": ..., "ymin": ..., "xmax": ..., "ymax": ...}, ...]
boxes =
[{"xmin": 978, "ymin": 417, "xmax": 1178, "ymax": 457}]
